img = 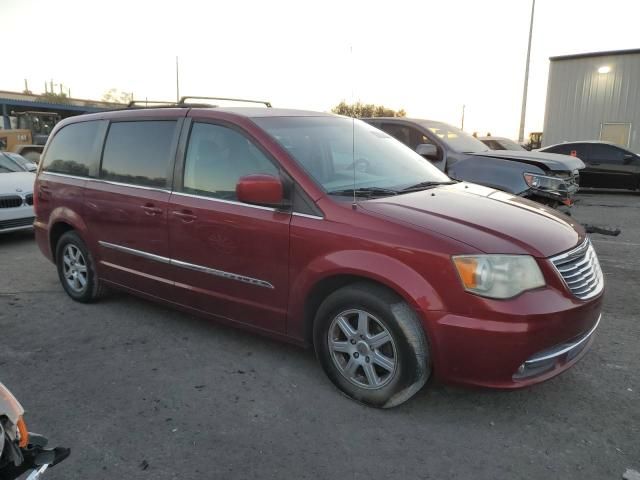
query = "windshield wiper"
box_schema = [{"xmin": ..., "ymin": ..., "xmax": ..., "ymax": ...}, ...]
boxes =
[
  {"xmin": 401, "ymin": 180, "xmax": 458, "ymax": 192},
  {"xmin": 327, "ymin": 187, "xmax": 399, "ymax": 197}
]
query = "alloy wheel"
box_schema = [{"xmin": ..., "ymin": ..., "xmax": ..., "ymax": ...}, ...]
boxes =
[
  {"xmin": 62, "ymin": 244, "xmax": 88, "ymax": 293},
  {"xmin": 328, "ymin": 309, "xmax": 398, "ymax": 389}
]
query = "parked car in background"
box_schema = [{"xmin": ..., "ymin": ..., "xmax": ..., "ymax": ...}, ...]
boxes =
[
  {"xmin": 363, "ymin": 118, "xmax": 584, "ymax": 209},
  {"xmin": 479, "ymin": 136, "xmax": 526, "ymax": 151},
  {"xmin": 0, "ymin": 152, "xmax": 35, "ymax": 233},
  {"xmin": 2, "ymin": 151, "xmax": 37, "ymax": 171},
  {"xmin": 34, "ymin": 105, "xmax": 603, "ymax": 408},
  {"xmin": 540, "ymin": 141, "xmax": 640, "ymax": 191}
]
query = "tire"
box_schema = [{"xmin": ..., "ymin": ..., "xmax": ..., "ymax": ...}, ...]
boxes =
[
  {"xmin": 55, "ymin": 231, "xmax": 106, "ymax": 302},
  {"xmin": 313, "ymin": 282, "xmax": 430, "ymax": 408}
]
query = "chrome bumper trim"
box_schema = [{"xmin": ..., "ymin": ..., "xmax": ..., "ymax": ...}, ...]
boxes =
[{"xmin": 525, "ymin": 314, "xmax": 601, "ymax": 366}]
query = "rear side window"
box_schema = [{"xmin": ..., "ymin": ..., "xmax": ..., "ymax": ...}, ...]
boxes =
[
  {"xmin": 546, "ymin": 144, "xmax": 571, "ymax": 155},
  {"xmin": 42, "ymin": 121, "xmax": 104, "ymax": 177},
  {"xmin": 591, "ymin": 144, "xmax": 625, "ymax": 164},
  {"xmin": 101, "ymin": 121, "xmax": 177, "ymax": 188},
  {"xmin": 182, "ymin": 123, "xmax": 278, "ymax": 200}
]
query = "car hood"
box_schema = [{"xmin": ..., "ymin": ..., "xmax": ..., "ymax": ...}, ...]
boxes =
[
  {"xmin": 360, "ymin": 182, "xmax": 583, "ymax": 257},
  {"xmin": 0, "ymin": 171, "xmax": 35, "ymax": 194},
  {"xmin": 471, "ymin": 150, "xmax": 585, "ymax": 171}
]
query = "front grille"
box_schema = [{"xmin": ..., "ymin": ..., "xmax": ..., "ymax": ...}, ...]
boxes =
[
  {"xmin": 550, "ymin": 239, "xmax": 604, "ymax": 300},
  {"xmin": 25, "ymin": 194, "xmax": 33, "ymax": 206},
  {"xmin": 0, "ymin": 195, "xmax": 23, "ymax": 208},
  {"xmin": 0, "ymin": 216, "xmax": 35, "ymax": 230}
]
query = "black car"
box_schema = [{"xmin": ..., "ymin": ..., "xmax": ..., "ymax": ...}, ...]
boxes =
[
  {"xmin": 363, "ymin": 118, "xmax": 584, "ymax": 209},
  {"xmin": 540, "ymin": 141, "xmax": 640, "ymax": 191}
]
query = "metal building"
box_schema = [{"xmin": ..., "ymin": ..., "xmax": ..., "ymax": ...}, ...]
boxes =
[{"xmin": 542, "ymin": 48, "xmax": 640, "ymax": 152}]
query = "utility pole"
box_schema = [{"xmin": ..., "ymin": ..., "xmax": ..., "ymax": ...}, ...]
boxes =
[
  {"xmin": 461, "ymin": 104, "xmax": 466, "ymax": 130},
  {"xmin": 176, "ymin": 56, "xmax": 180, "ymax": 102},
  {"xmin": 518, "ymin": 0, "xmax": 535, "ymax": 143}
]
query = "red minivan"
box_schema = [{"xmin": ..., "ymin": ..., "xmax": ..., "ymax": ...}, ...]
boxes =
[{"xmin": 33, "ymin": 105, "xmax": 604, "ymax": 408}]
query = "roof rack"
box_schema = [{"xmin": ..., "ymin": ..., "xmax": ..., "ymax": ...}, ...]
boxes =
[
  {"xmin": 127, "ymin": 100, "xmax": 179, "ymax": 108},
  {"xmin": 178, "ymin": 96, "xmax": 272, "ymax": 108},
  {"xmin": 120, "ymin": 96, "xmax": 273, "ymax": 111}
]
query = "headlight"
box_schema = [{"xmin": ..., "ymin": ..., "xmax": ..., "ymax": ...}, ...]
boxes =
[
  {"xmin": 452, "ymin": 255, "xmax": 545, "ymax": 299},
  {"xmin": 523, "ymin": 172, "xmax": 567, "ymax": 192}
]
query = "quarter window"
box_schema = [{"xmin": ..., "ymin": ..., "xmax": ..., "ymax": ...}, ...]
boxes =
[
  {"xmin": 42, "ymin": 121, "xmax": 104, "ymax": 177},
  {"xmin": 100, "ymin": 121, "xmax": 177, "ymax": 188},
  {"xmin": 183, "ymin": 123, "xmax": 278, "ymax": 200}
]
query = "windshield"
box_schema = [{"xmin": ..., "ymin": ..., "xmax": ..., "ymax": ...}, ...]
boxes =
[
  {"xmin": 0, "ymin": 153, "xmax": 26, "ymax": 173},
  {"xmin": 253, "ymin": 116, "xmax": 450, "ymax": 193},
  {"xmin": 3, "ymin": 152, "xmax": 33, "ymax": 169},
  {"xmin": 420, "ymin": 120, "xmax": 489, "ymax": 153}
]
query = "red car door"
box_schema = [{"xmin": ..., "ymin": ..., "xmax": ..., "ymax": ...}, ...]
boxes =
[
  {"xmin": 168, "ymin": 119, "xmax": 290, "ymax": 333},
  {"xmin": 84, "ymin": 117, "xmax": 183, "ymax": 297}
]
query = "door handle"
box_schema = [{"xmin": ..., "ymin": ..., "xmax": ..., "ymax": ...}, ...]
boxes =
[
  {"xmin": 172, "ymin": 210, "xmax": 197, "ymax": 222},
  {"xmin": 141, "ymin": 204, "xmax": 163, "ymax": 215}
]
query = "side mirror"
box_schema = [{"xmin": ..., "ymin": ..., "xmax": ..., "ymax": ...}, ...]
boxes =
[
  {"xmin": 236, "ymin": 174, "xmax": 284, "ymax": 207},
  {"xmin": 416, "ymin": 143, "xmax": 438, "ymax": 160}
]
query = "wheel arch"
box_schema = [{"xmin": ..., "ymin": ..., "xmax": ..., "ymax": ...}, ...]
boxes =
[
  {"xmin": 290, "ymin": 250, "xmax": 444, "ymax": 345},
  {"xmin": 48, "ymin": 207, "xmax": 91, "ymax": 262}
]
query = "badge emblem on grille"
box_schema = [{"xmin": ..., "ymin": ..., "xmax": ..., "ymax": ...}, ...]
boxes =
[{"xmin": 16, "ymin": 188, "xmax": 22, "ymax": 192}]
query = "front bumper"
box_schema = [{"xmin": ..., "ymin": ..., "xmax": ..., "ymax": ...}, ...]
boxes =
[
  {"xmin": 422, "ymin": 287, "xmax": 603, "ymax": 389},
  {"xmin": 0, "ymin": 205, "xmax": 35, "ymax": 233}
]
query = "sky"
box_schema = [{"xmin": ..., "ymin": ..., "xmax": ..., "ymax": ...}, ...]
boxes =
[{"xmin": 1, "ymin": 0, "xmax": 639, "ymax": 139}]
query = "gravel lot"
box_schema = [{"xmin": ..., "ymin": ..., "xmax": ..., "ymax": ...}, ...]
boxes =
[{"xmin": 1, "ymin": 192, "xmax": 638, "ymax": 480}]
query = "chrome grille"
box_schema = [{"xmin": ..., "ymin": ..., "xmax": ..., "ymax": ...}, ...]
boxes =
[{"xmin": 550, "ymin": 239, "xmax": 604, "ymax": 300}]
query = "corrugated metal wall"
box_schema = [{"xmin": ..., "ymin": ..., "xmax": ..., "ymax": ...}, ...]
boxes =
[{"xmin": 542, "ymin": 52, "xmax": 640, "ymax": 152}]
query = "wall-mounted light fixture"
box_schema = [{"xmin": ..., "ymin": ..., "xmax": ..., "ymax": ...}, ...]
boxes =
[{"xmin": 598, "ymin": 66, "xmax": 611, "ymax": 74}]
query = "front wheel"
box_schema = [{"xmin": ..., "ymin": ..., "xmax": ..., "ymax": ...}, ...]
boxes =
[
  {"xmin": 55, "ymin": 231, "xmax": 105, "ymax": 302},
  {"xmin": 314, "ymin": 283, "xmax": 430, "ymax": 408}
]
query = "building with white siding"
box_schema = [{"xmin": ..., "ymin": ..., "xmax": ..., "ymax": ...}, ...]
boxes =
[{"xmin": 542, "ymin": 48, "xmax": 640, "ymax": 152}]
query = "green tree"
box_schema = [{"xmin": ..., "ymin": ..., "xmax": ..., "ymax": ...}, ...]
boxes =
[
  {"xmin": 331, "ymin": 101, "xmax": 406, "ymax": 118},
  {"xmin": 102, "ymin": 88, "xmax": 134, "ymax": 104},
  {"xmin": 40, "ymin": 91, "xmax": 70, "ymax": 104}
]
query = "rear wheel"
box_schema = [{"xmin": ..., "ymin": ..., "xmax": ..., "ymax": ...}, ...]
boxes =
[
  {"xmin": 55, "ymin": 231, "xmax": 105, "ymax": 302},
  {"xmin": 314, "ymin": 282, "xmax": 430, "ymax": 408}
]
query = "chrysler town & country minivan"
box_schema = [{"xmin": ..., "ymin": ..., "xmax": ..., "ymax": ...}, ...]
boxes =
[{"xmin": 34, "ymin": 105, "xmax": 604, "ymax": 407}]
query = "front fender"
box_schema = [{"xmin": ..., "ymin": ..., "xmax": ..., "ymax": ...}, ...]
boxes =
[
  {"xmin": 448, "ymin": 157, "xmax": 544, "ymax": 195},
  {"xmin": 288, "ymin": 250, "xmax": 445, "ymax": 340}
]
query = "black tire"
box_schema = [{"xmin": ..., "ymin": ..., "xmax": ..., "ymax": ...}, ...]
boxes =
[
  {"xmin": 313, "ymin": 282, "xmax": 430, "ymax": 408},
  {"xmin": 55, "ymin": 231, "xmax": 106, "ymax": 302}
]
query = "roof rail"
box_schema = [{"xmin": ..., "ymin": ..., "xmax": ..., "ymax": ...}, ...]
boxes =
[
  {"xmin": 178, "ymin": 96, "xmax": 272, "ymax": 108},
  {"xmin": 127, "ymin": 100, "xmax": 179, "ymax": 108}
]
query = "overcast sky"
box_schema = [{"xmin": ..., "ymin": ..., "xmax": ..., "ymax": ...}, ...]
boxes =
[{"xmin": 2, "ymin": 0, "xmax": 638, "ymax": 138}]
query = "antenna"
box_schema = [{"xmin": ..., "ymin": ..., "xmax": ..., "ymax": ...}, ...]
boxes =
[{"xmin": 350, "ymin": 45, "xmax": 357, "ymax": 210}]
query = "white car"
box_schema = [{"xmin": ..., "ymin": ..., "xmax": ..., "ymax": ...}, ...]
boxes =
[{"xmin": 0, "ymin": 152, "xmax": 36, "ymax": 233}]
